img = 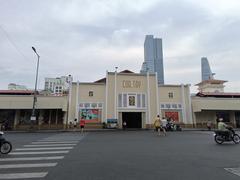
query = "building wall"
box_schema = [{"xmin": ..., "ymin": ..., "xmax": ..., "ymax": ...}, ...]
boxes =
[
  {"xmin": 192, "ymin": 96, "xmax": 240, "ymax": 127},
  {"xmin": 158, "ymin": 85, "xmax": 192, "ymax": 126},
  {"xmin": 0, "ymin": 95, "xmax": 67, "ymax": 130},
  {"xmin": 69, "ymin": 83, "xmax": 106, "ymax": 124},
  {"xmin": 68, "ymin": 72, "xmax": 191, "ymax": 128},
  {"xmin": 0, "ymin": 95, "xmax": 67, "ymax": 110},
  {"xmin": 192, "ymin": 97, "xmax": 240, "ymax": 112},
  {"xmin": 107, "ymin": 72, "xmax": 158, "ymax": 127}
]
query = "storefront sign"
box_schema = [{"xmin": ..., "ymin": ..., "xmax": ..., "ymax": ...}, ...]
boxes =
[{"xmin": 122, "ymin": 80, "xmax": 141, "ymax": 88}]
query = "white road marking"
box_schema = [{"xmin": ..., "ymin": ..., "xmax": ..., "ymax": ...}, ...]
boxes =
[
  {"xmin": 0, "ymin": 156, "xmax": 64, "ymax": 161},
  {"xmin": 32, "ymin": 141, "xmax": 78, "ymax": 144},
  {"xmin": 15, "ymin": 147, "xmax": 73, "ymax": 151},
  {"xmin": 9, "ymin": 150, "xmax": 69, "ymax": 155},
  {"xmin": 225, "ymin": 167, "xmax": 240, "ymax": 176},
  {"xmin": 24, "ymin": 144, "xmax": 76, "ymax": 147},
  {"xmin": 0, "ymin": 172, "xmax": 48, "ymax": 179},
  {"xmin": 0, "ymin": 163, "xmax": 57, "ymax": 169}
]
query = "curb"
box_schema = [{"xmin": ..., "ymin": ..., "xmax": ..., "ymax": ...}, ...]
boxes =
[{"xmin": 2, "ymin": 128, "xmax": 240, "ymax": 133}]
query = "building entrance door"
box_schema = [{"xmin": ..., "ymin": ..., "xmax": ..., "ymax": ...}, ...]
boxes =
[
  {"xmin": 122, "ymin": 112, "xmax": 142, "ymax": 128},
  {"xmin": 235, "ymin": 112, "xmax": 240, "ymax": 128}
]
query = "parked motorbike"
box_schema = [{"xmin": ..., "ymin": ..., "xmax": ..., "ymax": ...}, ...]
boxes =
[
  {"xmin": 0, "ymin": 131, "xmax": 12, "ymax": 154},
  {"xmin": 166, "ymin": 122, "xmax": 174, "ymax": 131},
  {"xmin": 166, "ymin": 122, "xmax": 182, "ymax": 131},
  {"xmin": 214, "ymin": 127, "xmax": 240, "ymax": 144}
]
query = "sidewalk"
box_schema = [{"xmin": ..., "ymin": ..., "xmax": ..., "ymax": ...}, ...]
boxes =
[{"xmin": 3, "ymin": 128, "xmax": 240, "ymax": 133}]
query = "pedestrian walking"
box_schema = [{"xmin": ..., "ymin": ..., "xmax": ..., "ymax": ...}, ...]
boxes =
[
  {"xmin": 207, "ymin": 120, "xmax": 212, "ymax": 131},
  {"xmin": 73, "ymin": 118, "xmax": 78, "ymax": 131},
  {"xmin": 123, "ymin": 121, "xmax": 127, "ymax": 130},
  {"xmin": 154, "ymin": 115, "xmax": 161, "ymax": 136},
  {"xmin": 69, "ymin": 121, "xmax": 73, "ymax": 129},
  {"xmin": 80, "ymin": 119, "xmax": 85, "ymax": 133},
  {"xmin": 161, "ymin": 117, "xmax": 167, "ymax": 136}
]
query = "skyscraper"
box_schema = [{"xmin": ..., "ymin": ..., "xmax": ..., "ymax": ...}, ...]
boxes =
[
  {"xmin": 140, "ymin": 35, "xmax": 164, "ymax": 84},
  {"xmin": 201, "ymin": 57, "xmax": 215, "ymax": 81}
]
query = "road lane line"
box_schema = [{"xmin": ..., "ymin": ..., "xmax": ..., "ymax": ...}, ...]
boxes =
[
  {"xmin": 15, "ymin": 147, "xmax": 73, "ymax": 151},
  {"xmin": 0, "ymin": 163, "xmax": 57, "ymax": 169},
  {"xmin": 0, "ymin": 172, "xmax": 48, "ymax": 179},
  {"xmin": 0, "ymin": 156, "xmax": 64, "ymax": 161},
  {"xmin": 225, "ymin": 167, "xmax": 240, "ymax": 177},
  {"xmin": 9, "ymin": 151, "xmax": 69, "ymax": 155},
  {"xmin": 24, "ymin": 144, "xmax": 76, "ymax": 147}
]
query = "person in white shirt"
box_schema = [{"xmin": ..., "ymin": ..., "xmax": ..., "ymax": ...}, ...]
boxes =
[{"xmin": 161, "ymin": 117, "xmax": 167, "ymax": 136}]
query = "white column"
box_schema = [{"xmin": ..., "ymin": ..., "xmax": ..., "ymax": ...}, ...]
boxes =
[
  {"xmin": 14, "ymin": 110, "xmax": 20, "ymax": 130},
  {"xmin": 67, "ymin": 79, "xmax": 72, "ymax": 126},
  {"xmin": 147, "ymin": 72, "xmax": 151, "ymax": 125},
  {"xmin": 192, "ymin": 111, "xmax": 197, "ymax": 128},
  {"xmin": 187, "ymin": 84, "xmax": 193, "ymax": 125},
  {"xmin": 75, "ymin": 81, "xmax": 80, "ymax": 121},
  {"xmin": 55, "ymin": 109, "xmax": 58, "ymax": 125},
  {"xmin": 181, "ymin": 84, "xmax": 187, "ymax": 124},
  {"xmin": 155, "ymin": 72, "xmax": 160, "ymax": 116},
  {"xmin": 105, "ymin": 71, "xmax": 108, "ymax": 123},
  {"xmin": 49, "ymin": 110, "xmax": 52, "ymax": 127}
]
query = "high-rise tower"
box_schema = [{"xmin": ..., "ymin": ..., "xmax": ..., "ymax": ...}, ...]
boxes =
[
  {"xmin": 140, "ymin": 35, "xmax": 164, "ymax": 84},
  {"xmin": 201, "ymin": 57, "xmax": 215, "ymax": 81}
]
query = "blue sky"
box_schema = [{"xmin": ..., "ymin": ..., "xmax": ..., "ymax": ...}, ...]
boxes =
[{"xmin": 0, "ymin": 0, "xmax": 240, "ymax": 92}]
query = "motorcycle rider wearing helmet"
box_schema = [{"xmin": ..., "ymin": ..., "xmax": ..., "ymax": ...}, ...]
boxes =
[
  {"xmin": 218, "ymin": 118, "xmax": 227, "ymax": 130},
  {"xmin": 218, "ymin": 118, "xmax": 232, "ymax": 137}
]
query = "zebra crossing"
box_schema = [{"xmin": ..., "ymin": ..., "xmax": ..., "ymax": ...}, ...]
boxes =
[
  {"xmin": 225, "ymin": 167, "xmax": 240, "ymax": 177},
  {"xmin": 0, "ymin": 133, "xmax": 85, "ymax": 179}
]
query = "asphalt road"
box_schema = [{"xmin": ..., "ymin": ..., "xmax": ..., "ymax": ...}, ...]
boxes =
[{"xmin": 1, "ymin": 130, "xmax": 240, "ymax": 180}]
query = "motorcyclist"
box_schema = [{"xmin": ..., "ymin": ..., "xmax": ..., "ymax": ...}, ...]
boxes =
[
  {"xmin": 166, "ymin": 117, "xmax": 174, "ymax": 131},
  {"xmin": 218, "ymin": 118, "xmax": 232, "ymax": 137},
  {"xmin": 218, "ymin": 118, "xmax": 228, "ymax": 130}
]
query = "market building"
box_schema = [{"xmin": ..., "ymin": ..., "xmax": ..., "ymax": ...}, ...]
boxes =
[
  {"xmin": 192, "ymin": 79, "xmax": 240, "ymax": 128},
  {"xmin": 0, "ymin": 70, "xmax": 193, "ymax": 130},
  {"xmin": 0, "ymin": 90, "xmax": 67, "ymax": 130},
  {"xmin": 67, "ymin": 70, "xmax": 193, "ymax": 129},
  {"xmin": 1, "ymin": 70, "xmax": 240, "ymax": 130}
]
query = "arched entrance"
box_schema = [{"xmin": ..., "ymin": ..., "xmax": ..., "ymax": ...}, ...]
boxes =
[{"xmin": 122, "ymin": 112, "xmax": 142, "ymax": 128}]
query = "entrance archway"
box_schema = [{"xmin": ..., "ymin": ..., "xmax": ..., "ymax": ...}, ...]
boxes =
[{"xmin": 122, "ymin": 112, "xmax": 142, "ymax": 128}]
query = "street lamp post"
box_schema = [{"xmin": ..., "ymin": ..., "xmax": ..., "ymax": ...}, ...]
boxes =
[
  {"xmin": 66, "ymin": 75, "xmax": 72, "ymax": 129},
  {"xmin": 30, "ymin": 47, "xmax": 40, "ymax": 129}
]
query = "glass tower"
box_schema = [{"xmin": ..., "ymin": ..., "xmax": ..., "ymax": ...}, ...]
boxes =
[
  {"xmin": 140, "ymin": 35, "xmax": 164, "ymax": 84},
  {"xmin": 201, "ymin": 57, "xmax": 215, "ymax": 81}
]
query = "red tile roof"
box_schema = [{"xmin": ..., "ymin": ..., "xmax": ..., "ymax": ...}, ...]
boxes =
[
  {"xmin": 0, "ymin": 90, "xmax": 36, "ymax": 95},
  {"xmin": 196, "ymin": 92, "xmax": 240, "ymax": 98}
]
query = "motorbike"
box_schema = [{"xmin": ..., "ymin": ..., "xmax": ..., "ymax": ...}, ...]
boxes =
[
  {"xmin": 166, "ymin": 122, "xmax": 182, "ymax": 131},
  {"xmin": 0, "ymin": 131, "xmax": 12, "ymax": 154},
  {"xmin": 166, "ymin": 122, "xmax": 174, "ymax": 131},
  {"xmin": 214, "ymin": 127, "xmax": 240, "ymax": 144}
]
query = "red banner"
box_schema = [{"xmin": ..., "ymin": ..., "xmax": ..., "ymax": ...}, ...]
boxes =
[{"xmin": 165, "ymin": 112, "xmax": 179, "ymax": 122}]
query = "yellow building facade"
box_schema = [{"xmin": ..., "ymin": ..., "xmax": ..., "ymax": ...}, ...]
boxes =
[{"xmin": 67, "ymin": 71, "xmax": 192, "ymax": 129}]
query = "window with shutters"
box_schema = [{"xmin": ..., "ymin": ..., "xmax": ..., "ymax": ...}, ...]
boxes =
[
  {"xmin": 137, "ymin": 94, "xmax": 141, "ymax": 107},
  {"xmin": 123, "ymin": 94, "xmax": 127, "ymax": 107},
  {"xmin": 118, "ymin": 93, "xmax": 146, "ymax": 109},
  {"xmin": 118, "ymin": 94, "xmax": 122, "ymax": 107}
]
